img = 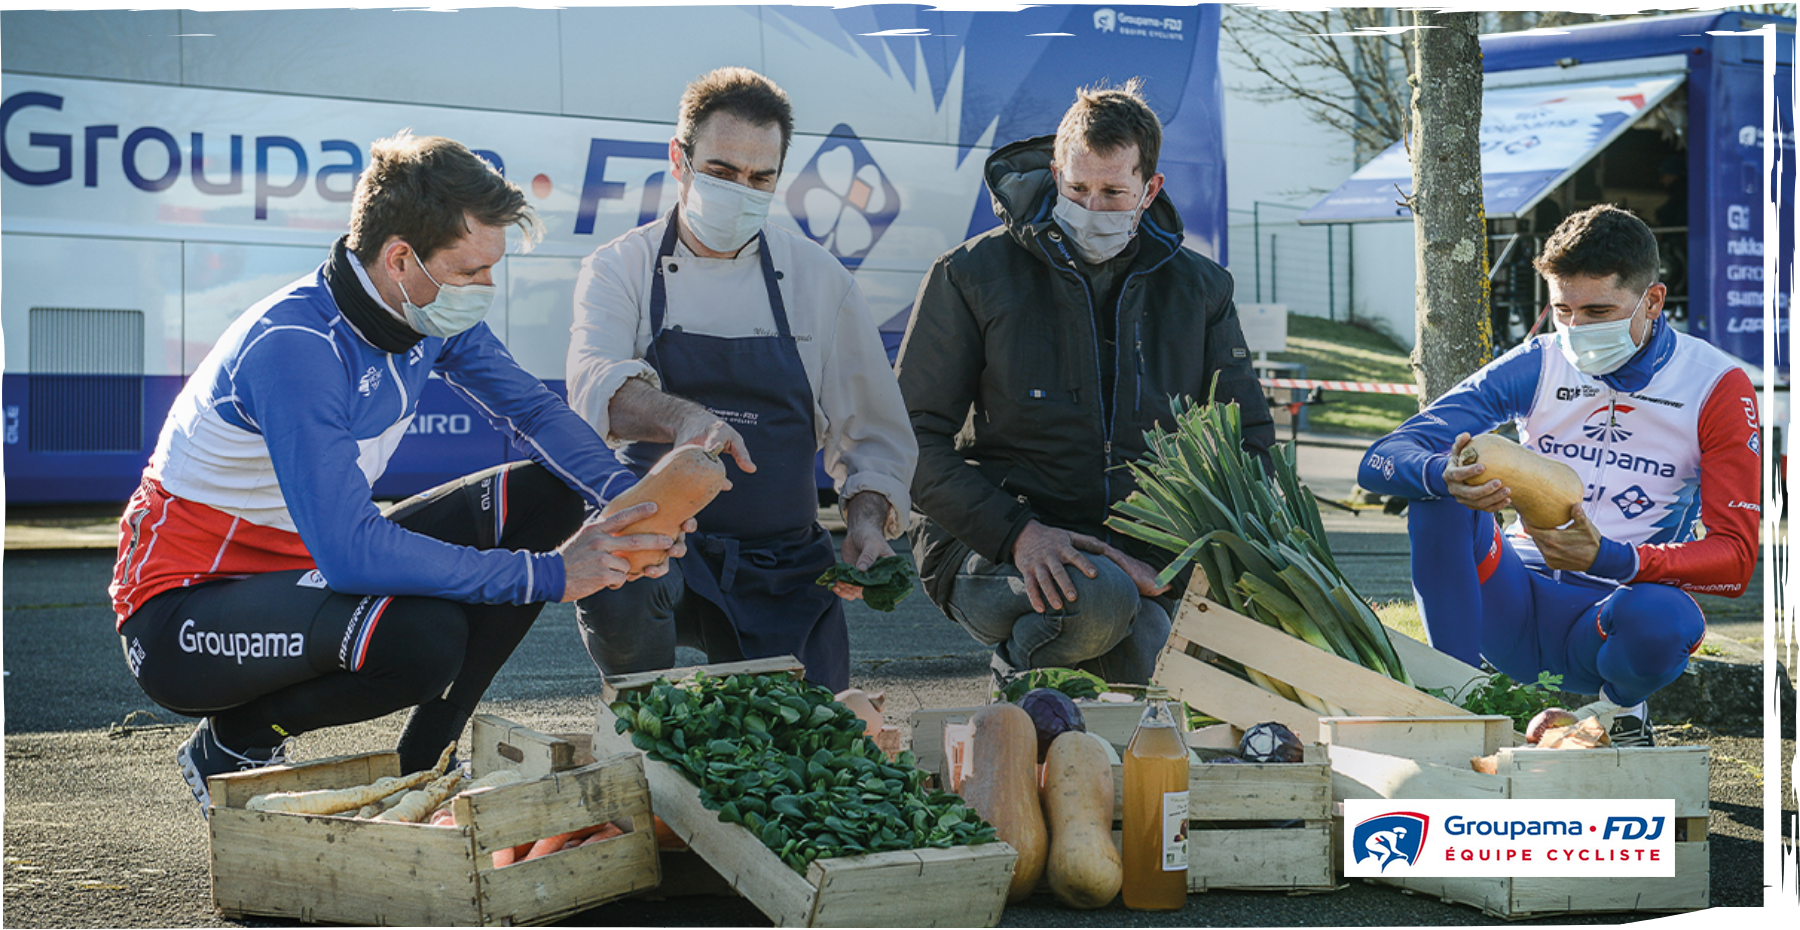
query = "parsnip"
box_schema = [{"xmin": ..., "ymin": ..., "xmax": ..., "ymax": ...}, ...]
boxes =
[
  {"xmin": 249, "ymin": 770, "xmax": 434, "ymax": 815},
  {"xmin": 376, "ymin": 771, "xmax": 466, "ymax": 823},
  {"xmin": 246, "ymin": 743, "xmax": 455, "ymax": 816}
]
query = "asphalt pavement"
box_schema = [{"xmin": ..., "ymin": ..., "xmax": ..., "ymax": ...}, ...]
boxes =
[{"xmin": 3, "ymin": 434, "xmax": 1793, "ymax": 926}]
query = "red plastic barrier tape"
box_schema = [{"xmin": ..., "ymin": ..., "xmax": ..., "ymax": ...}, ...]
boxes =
[{"xmin": 1260, "ymin": 378, "xmax": 1419, "ymax": 396}]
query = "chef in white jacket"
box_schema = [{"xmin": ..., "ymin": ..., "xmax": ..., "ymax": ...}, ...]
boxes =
[{"xmin": 566, "ymin": 67, "xmax": 916, "ymax": 691}]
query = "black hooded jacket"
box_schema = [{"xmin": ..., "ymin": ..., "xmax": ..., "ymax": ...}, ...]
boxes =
[{"xmin": 896, "ymin": 135, "xmax": 1275, "ymax": 606}]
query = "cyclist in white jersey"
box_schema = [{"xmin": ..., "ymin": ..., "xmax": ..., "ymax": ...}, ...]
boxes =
[{"xmin": 1358, "ymin": 205, "xmax": 1759, "ymax": 746}]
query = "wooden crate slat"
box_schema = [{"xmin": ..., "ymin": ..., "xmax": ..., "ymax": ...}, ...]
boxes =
[
  {"xmin": 211, "ymin": 809, "xmax": 477, "ymax": 925},
  {"xmin": 210, "ymin": 750, "xmax": 399, "ymax": 812},
  {"xmin": 1320, "ymin": 716, "xmax": 1512, "ymax": 768},
  {"xmin": 602, "ymin": 655, "xmax": 805, "ymax": 703},
  {"xmin": 454, "ymin": 753, "xmax": 656, "ymax": 857},
  {"xmin": 470, "ymin": 713, "xmax": 576, "ymax": 780},
  {"xmin": 1110, "ymin": 754, "xmax": 1331, "ymax": 822},
  {"xmin": 1189, "ymin": 823, "xmax": 1336, "ymax": 892},
  {"xmin": 1156, "ymin": 638, "xmax": 1321, "ymax": 743},
  {"xmin": 1498, "ymin": 746, "xmax": 1710, "ymax": 817},
  {"xmin": 1327, "ymin": 745, "xmax": 1509, "ymax": 803},
  {"xmin": 476, "ymin": 831, "xmax": 660, "ymax": 925},
  {"xmin": 807, "ymin": 846, "xmax": 1015, "ymax": 927},
  {"xmin": 1168, "ymin": 591, "xmax": 1468, "ymax": 720},
  {"xmin": 1504, "ymin": 842, "xmax": 1707, "ymax": 916}
]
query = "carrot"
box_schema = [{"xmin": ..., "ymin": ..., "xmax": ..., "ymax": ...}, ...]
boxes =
[
  {"xmin": 492, "ymin": 840, "xmax": 535, "ymax": 869},
  {"xmin": 521, "ymin": 823, "xmax": 615, "ymax": 861},
  {"xmin": 522, "ymin": 831, "xmax": 578, "ymax": 861},
  {"xmin": 652, "ymin": 815, "xmax": 687, "ymax": 850},
  {"xmin": 428, "ymin": 807, "xmax": 457, "ymax": 827},
  {"xmin": 579, "ymin": 824, "xmax": 625, "ymax": 847}
]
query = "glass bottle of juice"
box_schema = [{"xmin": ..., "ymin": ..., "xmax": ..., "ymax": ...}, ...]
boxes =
[{"xmin": 1122, "ymin": 686, "xmax": 1189, "ymax": 910}]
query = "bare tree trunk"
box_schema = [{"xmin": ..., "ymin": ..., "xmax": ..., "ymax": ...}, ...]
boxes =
[{"xmin": 1409, "ymin": 10, "xmax": 1491, "ymax": 405}]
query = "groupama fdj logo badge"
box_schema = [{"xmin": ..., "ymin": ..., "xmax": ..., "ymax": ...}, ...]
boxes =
[
  {"xmin": 1344, "ymin": 799, "xmax": 1676, "ymax": 877},
  {"xmin": 786, "ymin": 125, "xmax": 899, "ymax": 270},
  {"xmin": 1352, "ymin": 813, "xmax": 1428, "ymax": 872}
]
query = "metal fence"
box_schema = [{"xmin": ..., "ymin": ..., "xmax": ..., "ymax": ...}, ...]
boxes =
[{"xmin": 1227, "ymin": 202, "xmax": 1355, "ymax": 322}]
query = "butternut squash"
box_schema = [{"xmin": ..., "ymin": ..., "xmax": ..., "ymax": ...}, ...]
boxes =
[
  {"xmin": 958, "ymin": 703, "xmax": 1047, "ymax": 903},
  {"xmin": 1456, "ymin": 433, "xmax": 1583, "ymax": 527},
  {"xmin": 599, "ymin": 443, "xmax": 728, "ymax": 573},
  {"xmin": 1042, "ymin": 731, "xmax": 1123, "ymax": 909}
]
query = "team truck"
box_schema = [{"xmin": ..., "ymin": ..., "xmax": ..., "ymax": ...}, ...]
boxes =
[
  {"xmin": 1306, "ymin": 10, "xmax": 1793, "ymax": 381},
  {"xmin": 3, "ymin": 5, "xmax": 1229, "ymax": 505}
]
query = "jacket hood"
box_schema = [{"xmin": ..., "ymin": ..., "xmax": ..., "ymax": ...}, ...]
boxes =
[{"xmin": 982, "ymin": 134, "xmax": 1185, "ymax": 255}]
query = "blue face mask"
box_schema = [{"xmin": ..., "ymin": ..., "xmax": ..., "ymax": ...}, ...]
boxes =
[{"xmin": 396, "ymin": 248, "xmax": 495, "ymax": 338}]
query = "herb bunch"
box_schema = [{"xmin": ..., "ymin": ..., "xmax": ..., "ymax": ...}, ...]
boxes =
[
  {"xmin": 612, "ymin": 672, "xmax": 995, "ymax": 873},
  {"xmin": 1426, "ymin": 671, "xmax": 1565, "ymax": 732}
]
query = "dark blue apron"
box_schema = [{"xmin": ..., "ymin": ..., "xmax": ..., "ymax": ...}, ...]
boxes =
[{"xmin": 624, "ymin": 216, "xmax": 848, "ymax": 691}]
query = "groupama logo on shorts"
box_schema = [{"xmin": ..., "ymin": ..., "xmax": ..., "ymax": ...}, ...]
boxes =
[
  {"xmin": 786, "ymin": 125, "xmax": 899, "ymax": 269},
  {"xmin": 1353, "ymin": 812, "xmax": 1428, "ymax": 872}
]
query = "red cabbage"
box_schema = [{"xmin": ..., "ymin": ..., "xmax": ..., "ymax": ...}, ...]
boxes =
[{"xmin": 1015, "ymin": 688, "xmax": 1087, "ymax": 763}]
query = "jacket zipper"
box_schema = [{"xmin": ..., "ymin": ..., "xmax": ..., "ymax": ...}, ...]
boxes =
[
  {"xmin": 1037, "ymin": 227, "xmax": 1176, "ymax": 539},
  {"xmin": 1039, "ymin": 235, "xmax": 1112, "ymax": 528}
]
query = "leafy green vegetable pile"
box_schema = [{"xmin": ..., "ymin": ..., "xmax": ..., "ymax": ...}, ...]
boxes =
[
  {"xmin": 815, "ymin": 555, "xmax": 919, "ymax": 611},
  {"xmin": 611, "ymin": 672, "xmax": 995, "ymax": 873}
]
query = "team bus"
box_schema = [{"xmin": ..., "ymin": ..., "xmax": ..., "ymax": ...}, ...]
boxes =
[{"xmin": 2, "ymin": 5, "xmax": 1228, "ymax": 505}]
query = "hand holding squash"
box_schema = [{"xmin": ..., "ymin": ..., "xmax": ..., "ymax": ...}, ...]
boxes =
[
  {"xmin": 557, "ymin": 503, "xmax": 686, "ymax": 602},
  {"xmin": 1442, "ymin": 432, "xmax": 1512, "ymax": 513},
  {"xmin": 1522, "ymin": 503, "xmax": 1602, "ymax": 571}
]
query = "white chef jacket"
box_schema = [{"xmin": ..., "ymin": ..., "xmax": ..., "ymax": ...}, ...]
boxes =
[{"xmin": 569, "ymin": 215, "xmax": 916, "ymax": 537}]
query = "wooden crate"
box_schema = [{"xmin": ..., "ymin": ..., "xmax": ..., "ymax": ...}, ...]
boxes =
[
  {"xmin": 595, "ymin": 657, "xmax": 1018, "ymax": 927},
  {"xmin": 1131, "ymin": 738, "xmax": 1334, "ymax": 892},
  {"xmin": 1321, "ymin": 715, "xmax": 1709, "ymax": 918},
  {"xmin": 208, "ymin": 715, "xmax": 660, "ymax": 926},
  {"xmin": 1155, "ymin": 579, "xmax": 1493, "ymax": 745}
]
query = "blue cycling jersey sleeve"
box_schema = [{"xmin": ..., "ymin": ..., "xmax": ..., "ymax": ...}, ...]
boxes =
[
  {"xmin": 237, "ymin": 324, "xmax": 567, "ymax": 604},
  {"xmin": 1358, "ymin": 338, "xmax": 1546, "ymax": 500},
  {"xmin": 434, "ymin": 324, "xmax": 638, "ymax": 510}
]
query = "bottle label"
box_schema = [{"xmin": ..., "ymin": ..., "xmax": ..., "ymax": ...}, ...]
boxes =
[{"xmin": 1162, "ymin": 790, "xmax": 1189, "ymax": 871}]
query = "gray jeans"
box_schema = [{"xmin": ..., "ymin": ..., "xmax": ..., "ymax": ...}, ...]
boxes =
[
  {"xmin": 573, "ymin": 561, "xmax": 744, "ymax": 677},
  {"xmin": 941, "ymin": 550, "xmax": 1172, "ymax": 684}
]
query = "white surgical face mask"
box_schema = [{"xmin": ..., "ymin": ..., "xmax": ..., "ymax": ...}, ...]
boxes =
[
  {"xmin": 1052, "ymin": 183, "xmax": 1150, "ymax": 264},
  {"xmin": 680, "ymin": 151, "xmax": 774, "ymax": 254},
  {"xmin": 1555, "ymin": 285, "xmax": 1652, "ymax": 376},
  {"xmin": 396, "ymin": 249, "xmax": 495, "ymax": 338}
]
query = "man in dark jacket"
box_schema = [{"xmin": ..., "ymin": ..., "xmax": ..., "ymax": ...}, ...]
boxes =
[{"xmin": 897, "ymin": 80, "xmax": 1274, "ymax": 685}]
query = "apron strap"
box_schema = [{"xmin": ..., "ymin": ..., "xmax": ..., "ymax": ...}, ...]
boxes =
[
  {"xmin": 694, "ymin": 532, "xmax": 741, "ymax": 593},
  {"xmin": 649, "ymin": 210, "xmax": 791, "ymax": 344}
]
